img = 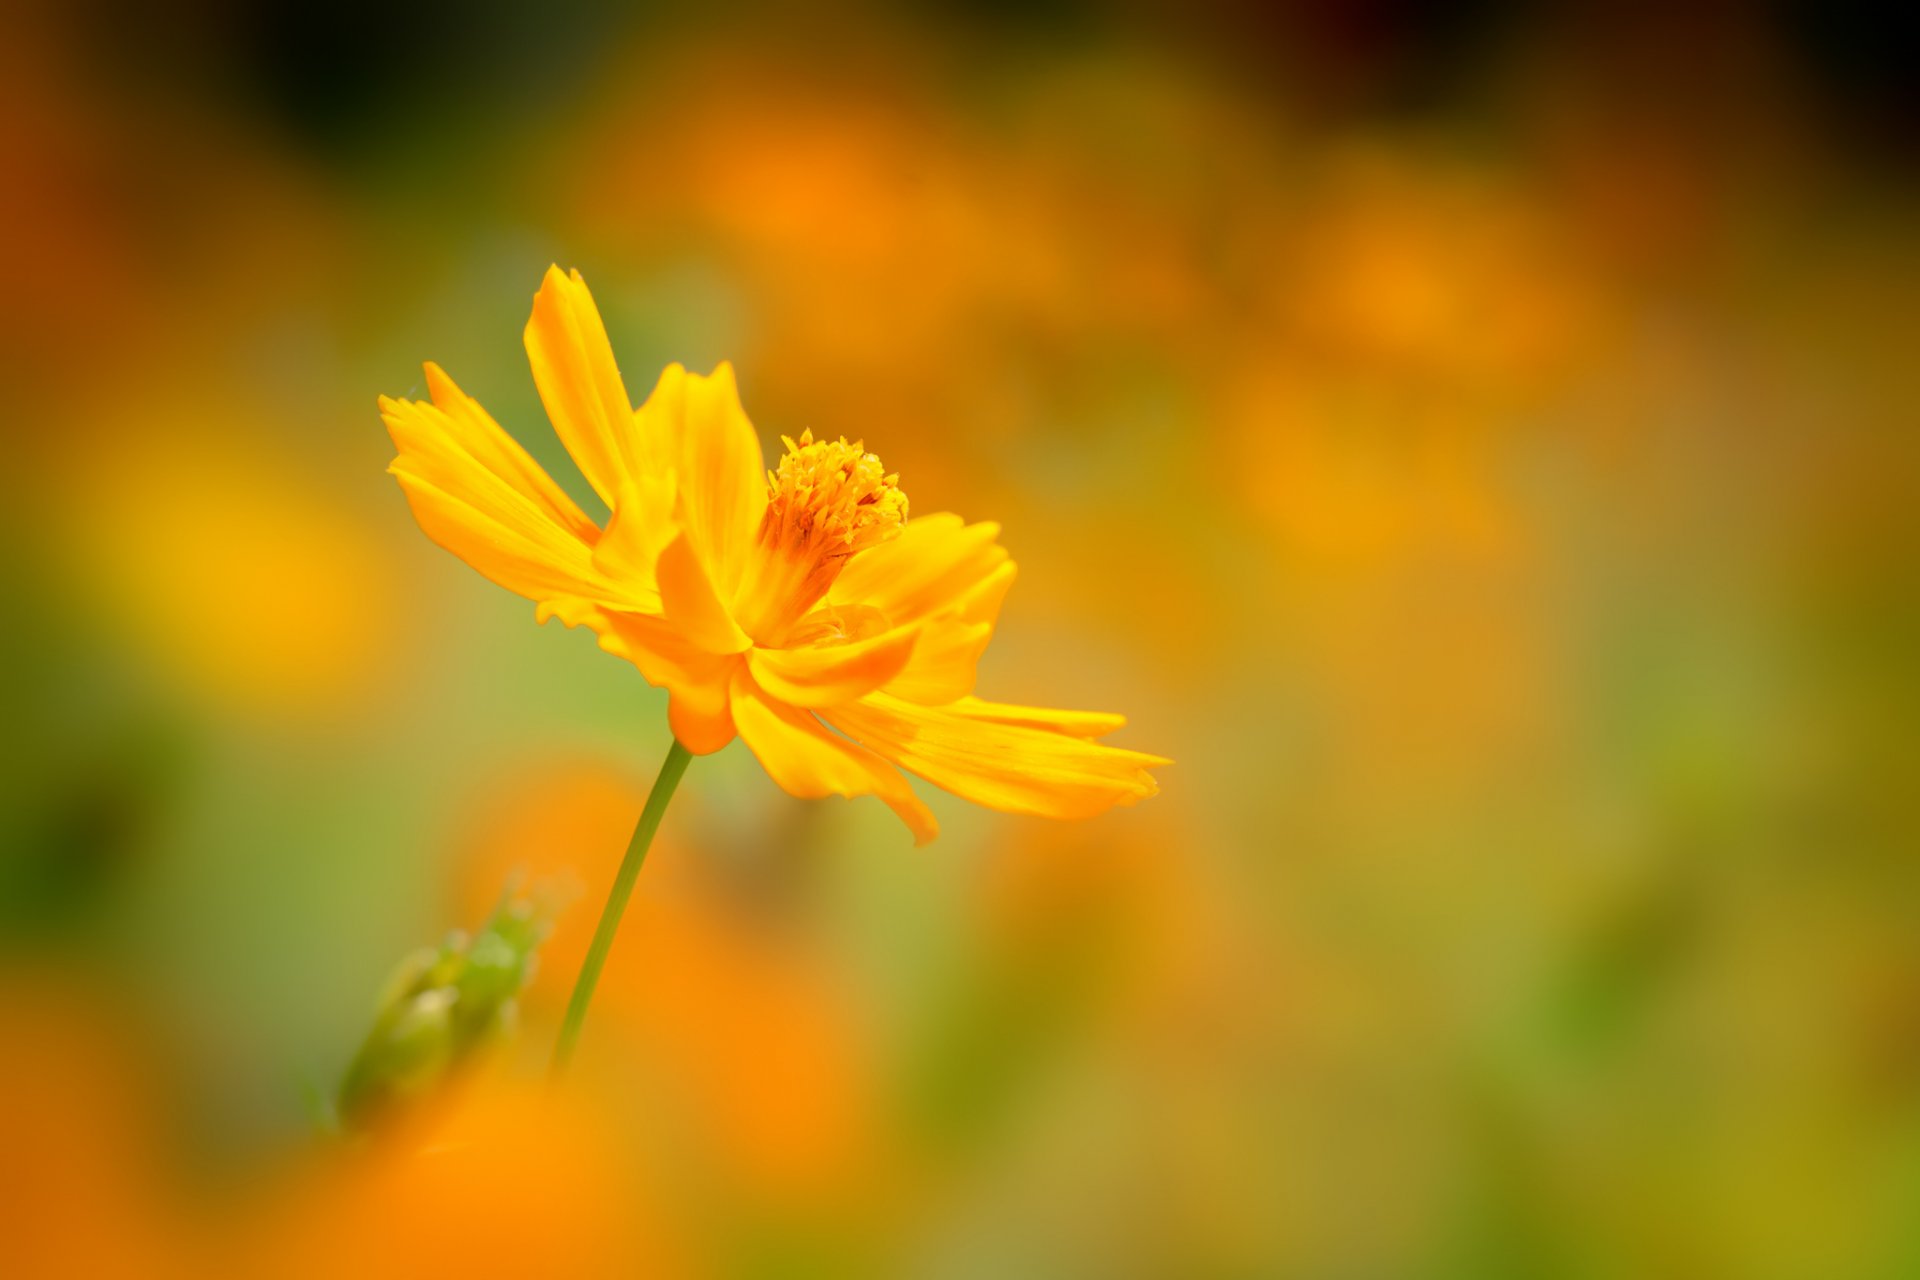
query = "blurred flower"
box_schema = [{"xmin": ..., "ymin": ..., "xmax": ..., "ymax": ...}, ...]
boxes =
[
  {"xmin": 336, "ymin": 890, "xmax": 556, "ymax": 1136},
  {"xmin": 252, "ymin": 1074, "xmax": 684, "ymax": 1279},
  {"xmin": 56, "ymin": 417, "xmax": 395, "ymax": 720},
  {"xmin": 381, "ymin": 266, "xmax": 1166, "ymax": 842},
  {"xmin": 0, "ymin": 982, "xmax": 185, "ymax": 1279}
]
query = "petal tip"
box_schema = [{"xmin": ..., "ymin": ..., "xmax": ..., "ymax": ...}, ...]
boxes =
[{"xmin": 889, "ymin": 795, "xmax": 940, "ymax": 846}]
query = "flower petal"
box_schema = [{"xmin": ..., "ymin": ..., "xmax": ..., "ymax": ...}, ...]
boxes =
[
  {"xmin": 636, "ymin": 362, "xmax": 767, "ymax": 600},
  {"xmin": 538, "ymin": 600, "xmax": 741, "ymax": 753},
  {"xmin": 829, "ymin": 514, "xmax": 1011, "ymax": 627},
  {"xmin": 940, "ymin": 697, "xmax": 1129, "ymax": 739},
  {"xmin": 422, "ymin": 362, "xmax": 598, "ymax": 543},
  {"xmin": 657, "ymin": 532, "xmax": 753, "ymax": 654},
  {"xmin": 668, "ymin": 677, "xmax": 738, "ymax": 755},
  {"xmin": 879, "ymin": 562, "xmax": 1014, "ymax": 704},
  {"xmin": 524, "ymin": 266, "xmax": 645, "ymax": 510},
  {"xmin": 823, "ymin": 692, "xmax": 1167, "ymax": 821},
  {"xmin": 747, "ymin": 622, "xmax": 922, "ymax": 708},
  {"xmin": 589, "ymin": 477, "xmax": 675, "ymax": 611},
  {"xmin": 540, "ymin": 598, "xmax": 721, "ymax": 685},
  {"xmin": 382, "ymin": 390, "xmax": 638, "ymax": 607},
  {"xmin": 729, "ymin": 670, "xmax": 938, "ymax": 845}
]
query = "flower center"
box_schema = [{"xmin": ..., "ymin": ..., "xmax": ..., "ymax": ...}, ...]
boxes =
[{"xmin": 732, "ymin": 430, "xmax": 907, "ymax": 646}]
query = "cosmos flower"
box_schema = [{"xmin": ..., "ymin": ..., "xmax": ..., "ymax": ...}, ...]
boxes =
[{"xmin": 381, "ymin": 267, "xmax": 1164, "ymax": 843}]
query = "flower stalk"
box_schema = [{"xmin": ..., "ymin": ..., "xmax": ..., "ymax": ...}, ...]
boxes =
[{"xmin": 550, "ymin": 739, "xmax": 693, "ymax": 1078}]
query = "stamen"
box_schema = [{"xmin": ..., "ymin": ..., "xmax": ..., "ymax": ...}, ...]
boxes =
[{"xmin": 733, "ymin": 430, "xmax": 908, "ymax": 645}]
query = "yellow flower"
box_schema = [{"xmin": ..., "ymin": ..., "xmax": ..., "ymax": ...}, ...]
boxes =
[{"xmin": 380, "ymin": 267, "xmax": 1165, "ymax": 843}]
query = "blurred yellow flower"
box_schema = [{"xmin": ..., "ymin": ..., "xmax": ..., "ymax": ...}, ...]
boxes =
[{"xmin": 381, "ymin": 266, "xmax": 1164, "ymax": 842}]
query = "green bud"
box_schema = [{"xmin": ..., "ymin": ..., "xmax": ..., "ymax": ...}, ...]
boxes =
[{"xmin": 337, "ymin": 885, "xmax": 558, "ymax": 1134}]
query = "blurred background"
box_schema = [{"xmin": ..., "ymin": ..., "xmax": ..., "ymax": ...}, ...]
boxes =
[{"xmin": 1, "ymin": 0, "xmax": 1916, "ymax": 1275}]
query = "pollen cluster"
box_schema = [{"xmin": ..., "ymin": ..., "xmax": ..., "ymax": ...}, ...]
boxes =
[
  {"xmin": 734, "ymin": 430, "xmax": 909, "ymax": 646},
  {"xmin": 762, "ymin": 429, "xmax": 908, "ymax": 558}
]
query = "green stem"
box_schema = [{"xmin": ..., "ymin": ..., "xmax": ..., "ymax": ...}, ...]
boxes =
[{"xmin": 550, "ymin": 739, "xmax": 693, "ymax": 1079}]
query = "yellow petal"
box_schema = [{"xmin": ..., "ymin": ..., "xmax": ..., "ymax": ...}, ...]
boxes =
[
  {"xmin": 523, "ymin": 266, "xmax": 644, "ymax": 510},
  {"xmin": 537, "ymin": 599, "xmax": 741, "ymax": 754},
  {"xmin": 637, "ymin": 361, "xmax": 767, "ymax": 600},
  {"xmin": 539, "ymin": 597, "xmax": 726, "ymax": 686},
  {"xmin": 878, "ymin": 616, "xmax": 991, "ymax": 705},
  {"xmin": 823, "ymin": 692, "xmax": 1167, "ymax": 821},
  {"xmin": 942, "ymin": 697, "xmax": 1129, "ymax": 739},
  {"xmin": 423, "ymin": 362, "xmax": 598, "ymax": 544},
  {"xmin": 656, "ymin": 532, "xmax": 752, "ymax": 654},
  {"xmin": 784, "ymin": 603, "xmax": 893, "ymax": 647},
  {"xmin": 588, "ymin": 477, "xmax": 675, "ymax": 611},
  {"xmin": 729, "ymin": 670, "xmax": 938, "ymax": 845},
  {"xmin": 746, "ymin": 622, "xmax": 922, "ymax": 708},
  {"xmin": 382, "ymin": 393, "xmax": 635, "ymax": 607},
  {"xmin": 830, "ymin": 513, "xmax": 1011, "ymax": 627},
  {"xmin": 534, "ymin": 595, "xmax": 606, "ymax": 631},
  {"xmin": 878, "ymin": 559, "xmax": 1014, "ymax": 704},
  {"xmin": 951, "ymin": 558, "xmax": 1017, "ymax": 624}
]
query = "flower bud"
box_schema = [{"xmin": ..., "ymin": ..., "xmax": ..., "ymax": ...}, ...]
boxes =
[{"xmin": 337, "ymin": 888, "xmax": 556, "ymax": 1134}]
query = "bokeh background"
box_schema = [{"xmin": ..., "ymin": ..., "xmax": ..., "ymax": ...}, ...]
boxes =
[{"xmin": 2, "ymin": 1, "xmax": 1916, "ymax": 1275}]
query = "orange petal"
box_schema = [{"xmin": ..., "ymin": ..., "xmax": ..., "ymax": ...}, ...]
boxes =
[
  {"xmin": 636, "ymin": 362, "xmax": 767, "ymax": 600},
  {"xmin": 729, "ymin": 670, "xmax": 937, "ymax": 844},
  {"xmin": 667, "ymin": 677, "xmax": 738, "ymax": 755},
  {"xmin": 538, "ymin": 600, "xmax": 741, "ymax": 754},
  {"xmin": 657, "ymin": 533, "xmax": 752, "ymax": 654},
  {"xmin": 382, "ymin": 392, "xmax": 635, "ymax": 607},
  {"xmin": 829, "ymin": 514, "xmax": 1011, "ymax": 628},
  {"xmin": 539, "ymin": 598, "xmax": 718, "ymax": 684},
  {"xmin": 524, "ymin": 266, "xmax": 645, "ymax": 510},
  {"xmin": 746, "ymin": 623, "xmax": 921, "ymax": 709},
  {"xmin": 823, "ymin": 692, "xmax": 1167, "ymax": 822}
]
